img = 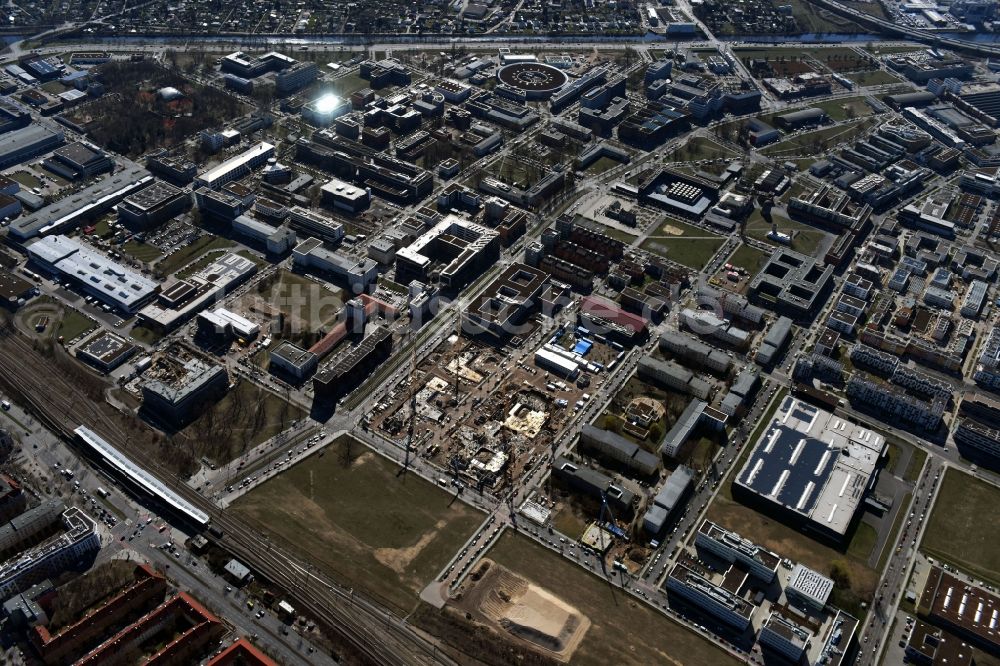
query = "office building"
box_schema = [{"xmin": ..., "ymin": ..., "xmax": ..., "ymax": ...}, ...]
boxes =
[
  {"xmin": 26, "ymin": 235, "xmax": 158, "ymax": 313},
  {"xmin": 464, "ymin": 263, "xmax": 547, "ymax": 339},
  {"xmin": 117, "ymin": 180, "xmax": 190, "ymax": 228},
  {"xmin": 680, "ymin": 308, "xmax": 750, "ymax": 350},
  {"xmin": 756, "ymin": 316, "xmax": 793, "ymax": 366},
  {"xmin": 846, "ymin": 373, "xmax": 945, "ymax": 430},
  {"xmin": 320, "ymin": 177, "xmax": 370, "ymax": 213},
  {"xmin": 195, "ymin": 142, "xmax": 275, "ymax": 189},
  {"xmin": 269, "ymin": 341, "xmax": 319, "ymax": 381},
  {"xmin": 286, "ymin": 206, "xmax": 345, "ymax": 244},
  {"xmin": 904, "ymin": 620, "xmax": 974, "ymax": 666},
  {"xmin": 0, "ymin": 124, "xmax": 63, "ymax": 170},
  {"xmin": 579, "ymin": 425, "xmax": 660, "ymax": 476},
  {"xmin": 9, "ymin": 164, "xmax": 153, "ymax": 240},
  {"xmin": 231, "ymin": 215, "xmax": 296, "ymax": 254},
  {"xmin": 395, "ymin": 215, "xmax": 500, "ymax": 292},
  {"xmin": 312, "ymin": 326, "xmax": 392, "ymax": 398},
  {"xmin": 748, "ymin": 249, "xmax": 835, "ymax": 319},
  {"xmin": 666, "ymin": 554, "xmax": 757, "ymax": 631},
  {"xmin": 275, "ymin": 61, "xmax": 317, "ymax": 95},
  {"xmin": 918, "ymin": 566, "xmax": 1000, "ymax": 655},
  {"xmin": 292, "ymin": 237, "xmax": 377, "ymax": 295},
  {"xmin": 787, "ymin": 563, "xmax": 834, "ymax": 611},
  {"xmin": 695, "ymin": 520, "xmax": 780, "ymax": 583},
  {"xmin": 733, "ymin": 396, "xmax": 885, "ymax": 544}
]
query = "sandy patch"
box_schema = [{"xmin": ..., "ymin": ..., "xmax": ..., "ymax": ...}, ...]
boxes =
[
  {"xmin": 661, "ymin": 224, "xmax": 685, "ymax": 236},
  {"xmin": 351, "ymin": 451, "xmax": 375, "ymax": 469},
  {"xmin": 456, "ymin": 560, "xmax": 590, "ymax": 662},
  {"xmin": 374, "ymin": 519, "xmax": 445, "ymax": 574}
]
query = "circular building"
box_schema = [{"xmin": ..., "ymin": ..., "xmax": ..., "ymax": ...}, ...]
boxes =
[{"xmin": 496, "ymin": 62, "xmax": 568, "ymax": 100}]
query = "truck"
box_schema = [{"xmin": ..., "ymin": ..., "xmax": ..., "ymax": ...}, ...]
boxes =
[{"xmin": 96, "ymin": 487, "xmax": 110, "ymax": 498}]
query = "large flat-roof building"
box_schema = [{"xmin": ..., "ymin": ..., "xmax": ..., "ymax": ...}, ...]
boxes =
[
  {"xmin": 0, "ymin": 124, "xmax": 63, "ymax": 170},
  {"xmin": 666, "ymin": 553, "xmax": 757, "ymax": 631},
  {"xmin": 9, "ymin": 164, "xmax": 152, "ymax": 240},
  {"xmin": 464, "ymin": 262, "xmax": 547, "ymax": 338},
  {"xmin": 551, "ymin": 456, "xmax": 636, "ymax": 517},
  {"xmin": 117, "ymin": 179, "xmax": 190, "ymax": 228},
  {"xmin": 26, "ymin": 235, "xmax": 159, "ymax": 313},
  {"xmin": 139, "ymin": 348, "xmax": 229, "ymax": 425},
  {"xmin": 312, "ymin": 326, "xmax": 392, "ymax": 398},
  {"xmin": 395, "ymin": 215, "xmax": 500, "ymax": 292},
  {"xmin": 733, "ymin": 396, "xmax": 886, "ymax": 544},
  {"xmin": 748, "ymin": 249, "xmax": 835, "ymax": 319},
  {"xmin": 195, "ymin": 142, "xmax": 275, "ymax": 189},
  {"xmin": 137, "ymin": 252, "xmax": 258, "ymax": 332},
  {"xmin": 43, "ymin": 142, "xmax": 113, "ymax": 180},
  {"xmin": 579, "ymin": 424, "xmax": 660, "ymax": 476},
  {"xmin": 918, "ymin": 566, "xmax": 1000, "ymax": 655},
  {"xmin": 695, "ymin": 520, "xmax": 780, "ymax": 583},
  {"xmin": 292, "ymin": 237, "xmax": 377, "ymax": 295},
  {"xmin": 658, "ymin": 330, "xmax": 732, "ymax": 374}
]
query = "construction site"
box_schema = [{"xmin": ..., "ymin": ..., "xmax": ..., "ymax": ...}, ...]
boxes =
[
  {"xmin": 366, "ymin": 329, "xmax": 592, "ymax": 493},
  {"xmin": 451, "ymin": 558, "xmax": 591, "ymax": 663}
]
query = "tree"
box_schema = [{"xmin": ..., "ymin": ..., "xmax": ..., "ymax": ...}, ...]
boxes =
[{"xmin": 829, "ymin": 560, "xmax": 851, "ymax": 589}]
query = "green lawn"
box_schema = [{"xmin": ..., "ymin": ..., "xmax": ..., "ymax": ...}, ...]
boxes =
[
  {"xmin": 726, "ymin": 244, "xmax": 769, "ymax": 276},
  {"xmin": 814, "ymin": 96, "xmax": 875, "ymax": 121},
  {"xmin": 583, "ymin": 155, "xmax": 623, "ymax": 175},
  {"xmin": 129, "ymin": 324, "xmax": 164, "ymax": 345},
  {"xmin": 8, "ymin": 171, "xmax": 41, "ymax": 189},
  {"xmin": 864, "ymin": 43, "xmax": 924, "ymax": 55},
  {"xmin": 121, "ymin": 240, "xmax": 163, "ymax": 263},
  {"xmin": 641, "ymin": 219, "xmax": 726, "ymax": 271},
  {"xmin": 922, "ymin": 468, "xmax": 1000, "ymax": 586},
  {"xmin": 843, "ymin": 70, "xmax": 901, "ymax": 86},
  {"xmin": 668, "ymin": 136, "xmax": 736, "ymax": 163},
  {"xmin": 847, "ymin": 522, "xmax": 878, "ymax": 561},
  {"xmin": 746, "ymin": 211, "xmax": 828, "ymax": 258},
  {"xmin": 762, "ymin": 118, "xmax": 876, "ymax": 158},
  {"xmin": 57, "ymin": 310, "xmax": 95, "ymax": 342},
  {"xmin": 330, "ymin": 72, "xmax": 370, "ymax": 96},
  {"xmin": 156, "ymin": 235, "xmax": 233, "ymax": 277},
  {"xmin": 484, "ymin": 531, "xmax": 742, "ymax": 666},
  {"xmin": 231, "ymin": 435, "xmax": 483, "ymax": 612},
  {"xmin": 904, "ymin": 447, "xmax": 927, "ymax": 482},
  {"xmin": 247, "ymin": 269, "xmax": 343, "ymax": 346}
]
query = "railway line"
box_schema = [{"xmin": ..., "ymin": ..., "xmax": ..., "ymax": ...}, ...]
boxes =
[{"xmin": 0, "ymin": 322, "xmax": 450, "ymax": 666}]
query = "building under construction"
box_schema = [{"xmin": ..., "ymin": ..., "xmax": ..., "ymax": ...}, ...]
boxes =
[{"xmin": 139, "ymin": 345, "xmax": 229, "ymax": 426}]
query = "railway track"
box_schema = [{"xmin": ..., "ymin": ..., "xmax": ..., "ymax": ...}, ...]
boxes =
[{"xmin": 0, "ymin": 324, "xmax": 450, "ymax": 666}]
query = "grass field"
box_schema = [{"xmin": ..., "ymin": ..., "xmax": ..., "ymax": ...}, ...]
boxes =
[
  {"xmin": 814, "ymin": 96, "xmax": 874, "ymax": 121},
  {"xmin": 57, "ymin": 310, "xmax": 95, "ymax": 342},
  {"xmin": 121, "ymin": 240, "xmax": 164, "ymax": 263},
  {"xmin": 745, "ymin": 210, "xmax": 827, "ymax": 258},
  {"xmin": 231, "ymin": 435, "xmax": 483, "ymax": 612},
  {"xmin": 330, "ymin": 73, "xmax": 369, "ymax": 96},
  {"xmin": 485, "ymin": 531, "xmax": 742, "ymax": 666},
  {"xmin": 726, "ymin": 244, "xmax": 769, "ymax": 276},
  {"xmin": 129, "ymin": 324, "xmax": 163, "ymax": 345},
  {"xmin": 157, "ymin": 235, "xmax": 233, "ymax": 277},
  {"xmin": 8, "ymin": 171, "xmax": 41, "ymax": 189},
  {"xmin": 183, "ymin": 380, "xmax": 303, "ymax": 463},
  {"xmin": 761, "ymin": 118, "xmax": 875, "ymax": 158},
  {"xmin": 843, "ymin": 69, "xmax": 901, "ymax": 86},
  {"xmin": 583, "ymin": 155, "xmax": 622, "ymax": 175},
  {"xmin": 641, "ymin": 219, "xmax": 725, "ymax": 271},
  {"xmin": 668, "ymin": 137, "xmax": 737, "ymax": 163},
  {"xmin": 922, "ymin": 468, "xmax": 1000, "ymax": 586},
  {"xmin": 904, "ymin": 448, "xmax": 926, "ymax": 482},
  {"xmin": 848, "ymin": 522, "xmax": 878, "ymax": 561}
]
